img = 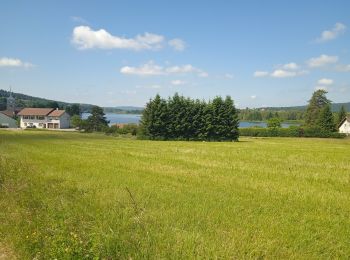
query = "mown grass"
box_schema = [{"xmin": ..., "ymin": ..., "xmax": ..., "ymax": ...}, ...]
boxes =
[{"xmin": 0, "ymin": 130, "xmax": 350, "ymax": 259}]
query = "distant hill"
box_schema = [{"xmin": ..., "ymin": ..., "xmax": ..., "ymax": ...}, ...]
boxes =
[
  {"xmin": 0, "ymin": 89, "xmax": 143, "ymax": 113},
  {"xmin": 0, "ymin": 89, "xmax": 94, "ymax": 112},
  {"xmin": 260, "ymin": 102, "xmax": 350, "ymax": 112}
]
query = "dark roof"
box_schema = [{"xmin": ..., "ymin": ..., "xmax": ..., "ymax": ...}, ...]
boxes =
[
  {"xmin": 338, "ymin": 116, "xmax": 350, "ymax": 128},
  {"xmin": 18, "ymin": 108, "xmax": 55, "ymax": 116},
  {"xmin": 0, "ymin": 110, "xmax": 16, "ymax": 117},
  {"xmin": 48, "ymin": 110, "xmax": 66, "ymax": 117}
]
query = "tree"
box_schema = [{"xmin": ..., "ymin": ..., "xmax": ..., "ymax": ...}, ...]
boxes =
[
  {"xmin": 0, "ymin": 97, "xmax": 6, "ymax": 110},
  {"xmin": 85, "ymin": 106, "xmax": 109, "ymax": 132},
  {"xmin": 140, "ymin": 95, "xmax": 168, "ymax": 139},
  {"xmin": 70, "ymin": 115, "xmax": 83, "ymax": 129},
  {"xmin": 337, "ymin": 105, "xmax": 347, "ymax": 126},
  {"xmin": 317, "ymin": 104, "xmax": 336, "ymax": 132},
  {"xmin": 66, "ymin": 104, "xmax": 81, "ymax": 116},
  {"xmin": 305, "ymin": 90, "xmax": 331, "ymax": 127},
  {"xmin": 223, "ymin": 96, "xmax": 239, "ymax": 141},
  {"xmin": 267, "ymin": 117, "xmax": 282, "ymax": 128}
]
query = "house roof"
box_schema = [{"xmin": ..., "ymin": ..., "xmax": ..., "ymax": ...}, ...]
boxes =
[
  {"xmin": 338, "ymin": 116, "xmax": 350, "ymax": 128},
  {"xmin": 18, "ymin": 108, "xmax": 55, "ymax": 116},
  {"xmin": 48, "ymin": 110, "xmax": 65, "ymax": 117},
  {"xmin": 0, "ymin": 110, "xmax": 16, "ymax": 117}
]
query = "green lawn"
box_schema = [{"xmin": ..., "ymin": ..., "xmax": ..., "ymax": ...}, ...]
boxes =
[{"xmin": 1, "ymin": 130, "xmax": 350, "ymax": 259}]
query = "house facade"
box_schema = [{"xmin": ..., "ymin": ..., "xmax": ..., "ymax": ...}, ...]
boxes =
[
  {"xmin": 338, "ymin": 116, "xmax": 350, "ymax": 135},
  {"xmin": 0, "ymin": 112, "xmax": 18, "ymax": 128},
  {"xmin": 18, "ymin": 108, "xmax": 70, "ymax": 129}
]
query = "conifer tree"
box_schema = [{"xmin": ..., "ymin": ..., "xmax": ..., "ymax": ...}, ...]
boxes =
[
  {"xmin": 337, "ymin": 105, "xmax": 347, "ymax": 126},
  {"xmin": 305, "ymin": 90, "xmax": 331, "ymax": 127},
  {"xmin": 317, "ymin": 104, "xmax": 336, "ymax": 132}
]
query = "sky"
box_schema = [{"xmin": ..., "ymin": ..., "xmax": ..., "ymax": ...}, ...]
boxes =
[{"xmin": 1, "ymin": 0, "xmax": 350, "ymax": 108}]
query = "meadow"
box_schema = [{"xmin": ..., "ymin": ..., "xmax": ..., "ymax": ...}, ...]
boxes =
[{"xmin": 0, "ymin": 130, "xmax": 350, "ymax": 259}]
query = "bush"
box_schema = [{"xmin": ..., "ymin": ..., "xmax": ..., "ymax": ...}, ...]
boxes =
[
  {"xmin": 240, "ymin": 126, "xmax": 345, "ymax": 138},
  {"xmin": 105, "ymin": 124, "xmax": 139, "ymax": 136}
]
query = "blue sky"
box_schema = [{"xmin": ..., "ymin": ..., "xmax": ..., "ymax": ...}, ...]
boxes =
[{"xmin": 1, "ymin": 0, "xmax": 350, "ymax": 108}]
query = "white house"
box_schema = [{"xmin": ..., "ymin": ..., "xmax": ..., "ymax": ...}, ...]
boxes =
[
  {"xmin": 18, "ymin": 108, "xmax": 70, "ymax": 129},
  {"xmin": 338, "ymin": 116, "xmax": 350, "ymax": 135}
]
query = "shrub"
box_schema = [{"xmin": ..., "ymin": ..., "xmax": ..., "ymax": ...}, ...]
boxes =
[{"xmin": 240, "ymin": 126, "xmax": 346, "ymax": 138}]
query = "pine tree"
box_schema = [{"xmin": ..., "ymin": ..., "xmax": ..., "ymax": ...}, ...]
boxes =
[
  {"xmin": 86, "ymin": 106, "xmax": 109, "ymax": 132},
  {"xmin": 223, "ymin": 96, "xmax": 239, "ymax": 141},
  {"xmin": 337, "ymin": 105, "xmax": 347, "ymax": 126},
  {"xmin": 317, "ymin": 104, "xmax": 336, "ymax": 132},
  {"xmin": 145, "ymin": 94, "xmax": 168, "ymax": 139},
  {"xmin": 305, "ymin": 90, "xmax": 331, "ymax": 127}
]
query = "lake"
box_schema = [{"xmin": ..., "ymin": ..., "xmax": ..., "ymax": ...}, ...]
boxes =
[{"xmin": 83, "ymin": 113, "xmax": 299, "ymax": 128}]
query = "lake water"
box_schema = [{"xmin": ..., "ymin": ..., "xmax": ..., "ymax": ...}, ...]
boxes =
[{"xmin": 83, "ymin": 113, "xmax": 299, "ymax": 128}]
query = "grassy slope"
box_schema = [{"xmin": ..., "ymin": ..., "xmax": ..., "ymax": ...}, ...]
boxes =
[{"xmin": 0, "ymin": 130, "xmax": 350, "ymax": 259}]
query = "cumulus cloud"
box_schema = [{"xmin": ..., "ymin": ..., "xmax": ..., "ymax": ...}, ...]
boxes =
[
  {"xmin": 270, "ymin": 69, "xmax": 298, "ymax": 78},
  {"xmin": 0, "ymin": 57, "xmax": 34, "ymax": 68},
  {"xmin": 120, "ymin": 61, "xmax": 165, "ymax": 76},
  {"xmin": 318, "ymin": 78, "xmax": 333, "ymax": 85},
  {"xmin": 307, "ymin": 54, "xmax": 338, "ymax": 67},
  {"xmin": 72, "ymin": 26, "xmax": 165, "ymax": 50},
  {"xmin": 250, "ymin": 95, "xmax": 256, "ymax": 99},
  {"xmin": 168, "ymin": 38, "xmax": 186, "ymax": 51},
  {"xmin": 316, "ymin": 22, "xmax": 346, "ymax": 42},
  {"xmin": 254, "ymin": 63, "xmax": 307, "ymax": 78},
  {"xmin": 171, "ymin": 80, "xmax": 186, "ymax": 85},
  {"xmin": 136, "ymin": 84, "xmax": 162, "ymax": 89},
  {"xmin": 120, "ymin": 61, "xmax": 208, "ymax": 77},
  {"xmin": 282, "ymin": 62, "xmax": 299, "ymax": 70},
  {"xmin": 253, "ymin": 71, "xmax": 269, "ymax": 77}
]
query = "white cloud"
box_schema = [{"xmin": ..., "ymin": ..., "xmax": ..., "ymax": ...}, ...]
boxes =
[
  {"xmin": 307, "ymin": 54, "xmax": 338, "ymax": 67},
  {"xmin": 168, "ymin": 38, "xmax": 186, "ymax": 51},
  {"xmin": 136, "ymin": 84, "xmax": 162, "ymax": 89},
  {"xmin": 120, "ymin": 61, "xmax": 165, "ymax": 76},
  {"xmin": 318, "ymin": 78, "xmax": 333, "ymax": 85},
  {"xmin": 270, "ymin": 69, "xmax": 297, "ymax": 78},
  {"xmin": 250, "ymin": 95, "xmax": 256, "ymax": 99},
  {"xmin": 171, "ymin": 80, "xmax": 186, "ymax": 85},
  {"xmin": 224, "ymin": 73, "xmax": 234, "ymax": 79},
  {"xmin": 0, "ymin": 57, "xmax": 34, "ymax": 68},
  {"xmin": 166, "ymin": 64, "xmax": 197, "ymax": 74},
  {"xmin": 253, "ymin": 71, "xmax": 269, "ymax": 77},
  {"xmin": 72, "ymin": 26, "xmax": 165, "ymax": 50},
  {"xmin": 255, "ymin": 62, "xmax": 307, "ymax": 78},
  {"xmin": 120, "ymin": 61, "xmax": 208, "ymax": 77},
  {"xmin": 282, "ymin": 62, "xmax": 299, "ymax": 70},
  {"xmin": 316, "ymin": 22, "xmax": 346, "ymax": 42}
]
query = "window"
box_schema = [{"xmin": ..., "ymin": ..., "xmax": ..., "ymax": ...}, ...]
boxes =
[
  {"xmin": 30, "ymin": 116, "xmax": 35, "ymax": 120},
  {"xmin": 24, "ymin": 123, "xmax": 27, "ymax": 126},
  {"xmin": 37, "ymin": 116, "xmax": 45, "ymax": 120},
  {"xmin": 23, "ymin": 116, "xmax": 29, "ymax": 119},
  {"xmin": 39, "ymin": 123, "xmax": 43, "ymax": 127}
]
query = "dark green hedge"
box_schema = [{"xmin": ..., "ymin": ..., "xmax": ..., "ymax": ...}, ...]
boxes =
[{"xmin": 239, "ymin": 126, "xmax": 346, "ymax": 138}]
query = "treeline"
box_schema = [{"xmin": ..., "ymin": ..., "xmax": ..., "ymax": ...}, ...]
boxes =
[
  {"xmin": 240, "ymin": 90, "xmax": 348, "ymax": 138},
  {"xmin": 140, "ymin": 93, "xmax": 239, "ymax": 141},
  {"xmin": 239, "ymin": 109, "xmax": 304, "ymax": 121}
]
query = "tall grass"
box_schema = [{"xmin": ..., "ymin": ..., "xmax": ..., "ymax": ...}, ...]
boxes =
[{"xmin": 1, "ymin": 130, "xmax": 350, "ymax": 258}]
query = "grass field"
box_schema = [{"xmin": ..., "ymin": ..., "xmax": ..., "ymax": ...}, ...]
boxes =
[{"xmin": 1, "ymin": 130, "xmax": 350, "ymax": 259}]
